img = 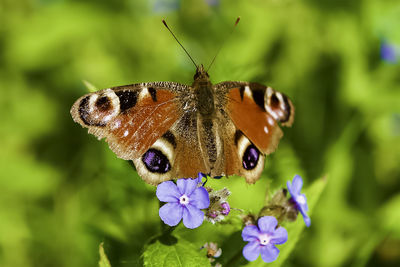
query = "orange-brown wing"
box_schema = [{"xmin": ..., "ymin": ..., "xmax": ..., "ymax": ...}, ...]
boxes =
[
  {"xmin": 169, "ymin": 115, "xmax": 210, "ymax": 178},
  {"xmin": 132, "ymin": 112, "xmax": 211, "ymax": 185},
  {"xmin": 70, "ymin": 82, "xmax": 184, "ymax": 161},
  {"xmin": 227, "ymin": 88, "xmax": 282, "ymax": 155},
  {"xmin": 214, "ymin": 82, "xmax": 294, "ymax": 183},
  {"xmin": 225, "ymin": 82, "xmax": 293, "ymax": 155}
]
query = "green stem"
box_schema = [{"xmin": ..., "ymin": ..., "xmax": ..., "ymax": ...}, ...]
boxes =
[{"xmin": 225, "ymin": 247, "xmax": 244, "ymax": 266}]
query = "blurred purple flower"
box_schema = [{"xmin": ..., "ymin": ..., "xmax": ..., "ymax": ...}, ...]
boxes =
[
  {"xmin": 205, "ymin": 0, "xmax": 219, "ymax": 6},
  {"xmin": 381, "ymin": 40, "xmax": 399, "ymax": 63},
  {"xmin": 287, "ymin": 175, "xmax": 311, "ymax": 227},
  {"xmin": 157, "ymin": 177, "xmax": 210, "ymax": 229},
  {"xmin": 153, "ymin": 0, "xmax": 180, "ymax": 13},
  {"xmin": 242, "ymin": 216, "xmax": 288, "ymax": 262}
]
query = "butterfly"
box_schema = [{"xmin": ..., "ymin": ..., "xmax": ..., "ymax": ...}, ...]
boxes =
[
  {"xmin": 70, "ymin": 19, "xmax": 294, "ymax": 185},
  {"xmin": 70, "ymin": 64, "xmax": 294, "ymax": 185}
]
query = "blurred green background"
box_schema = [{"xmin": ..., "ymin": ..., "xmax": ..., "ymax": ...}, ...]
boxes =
[{"xmin": 1, "ymin": 0, "xmax": 400, "ymax": 266}]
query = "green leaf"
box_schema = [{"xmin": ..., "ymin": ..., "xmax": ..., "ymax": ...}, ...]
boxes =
[
  {"xmin": 142, "ymin": 235, "xmax": 211, "ymax": 267},
  {"xmin": 378, "ymin": 193, "xmax": 400, "ymax": 236},
  {"xmin": 99, "ymin": 243, "xmax": 111, "ymax": 267}
]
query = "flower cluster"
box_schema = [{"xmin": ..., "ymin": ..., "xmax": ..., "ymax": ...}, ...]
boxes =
[
  {"xmin": 204, "ymin": 187, "xmax": 231, "ymax": 224},
  {"xmin": 241, "ymin": 175, "xmax": 311, "ymax": 263},
  {"xmin": 155, "ymin": 173, "xmax": 311, "ymax": 264}
]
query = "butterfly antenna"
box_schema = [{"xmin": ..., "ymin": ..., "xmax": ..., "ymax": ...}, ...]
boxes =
[
  {"xmin": 162, "ymin": 19, "xmax": 198, "ymax": 68},
  {"xmin": 206, "ymin": 17, "xmax": 240, "ymax": 72}
]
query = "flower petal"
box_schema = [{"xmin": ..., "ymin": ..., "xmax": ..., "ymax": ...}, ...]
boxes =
[
  {"xmin": 291, "ymin": 175, "xmax": 303, "ymax": 194},
  {"xmin": 258, "ymin": 216, "xmax": 278, "ymax": 233},
  {"xmin": 189, "ymin": 187, "xmax": 210, "ymax": 209},
  {"xmin": 156, "ymin": 181, "xmax": 181, "ymax": 202},
  {"xmin": 270, "ymin": 227, "xmax": 288, "ymax": 245},
  {"xmin": 159, "ymin": 202, "xmax": 183, "ymax": 227},
  {"xmin": 242, "ymin": 241, "xmax": 261, "ymax": 262},
  {"xmin": 287, "ymin": 175, "xmax": 311, "ymax": 227},
  {"xmin": 287, "ymin": 180, "xmax": 293, "ymax": 194},
  {"xmin": 260, "ymin": 244, "xmax": 280, "ymax": 263},
  {"xmin": 301, "ymin": 213, "xmax": 311, "ymax": 227},
  {"xmin": 182, "ymin": 204, "xmax": 204, "ymax": 229},
  {"xmin": 196, "ymin": 172, "xmax": 207, "ymax": 184},
  {"xmin": 242, "ymin": 225, "xmax": 260, "ymax": 242},
  {"xmin": 298, "ymin": 193, "xmax": 309, "ymax": 212},
  {"xmin": 177, "ymin": 178, "xmax": 198, "ymax": 195}
]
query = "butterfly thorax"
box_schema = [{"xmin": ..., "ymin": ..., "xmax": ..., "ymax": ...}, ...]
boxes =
[{"xmin": 193, "ymin": 65, "xmax": 215, "ymax": 117}]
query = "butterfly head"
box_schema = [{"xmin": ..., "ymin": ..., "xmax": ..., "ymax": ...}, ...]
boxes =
[{"xmin": 193, "ymin": 64, "xmax": 210, "ymax": 82}]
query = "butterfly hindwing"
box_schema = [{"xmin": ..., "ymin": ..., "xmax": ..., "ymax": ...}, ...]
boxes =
[{"xmin": 133, "ymin": 113, "xmax": 210, "ymax": 184}]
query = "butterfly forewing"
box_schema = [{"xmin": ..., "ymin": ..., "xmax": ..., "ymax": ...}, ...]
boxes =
[
  {"xmin": 216, "ymin": 82, "xmax": 294, "ymax": 154},
  {"xmin": 227, "ymin": 86, "xmax": 283, "ymax": 155},
  {"xmin": 71, "ymin": 83, "xmax": 185, "ymax": 179}
]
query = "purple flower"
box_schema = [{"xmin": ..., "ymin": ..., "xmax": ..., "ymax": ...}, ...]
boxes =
[
  {"xmin": 156, "ymin": 177, "xmax": 210, "ymax": 229},
  {"xmin": 221, "ymin": 202, "xmax": 230, "ymax": 215},
  {"xmin": 381, "ymin": 40, "xmax": 398, "ymax": 63},
  {"xmin": 196, "ymin": 172, "xmax": 207, "ymax": 185},
  {"xmin": 287, "ymin": 175, "xmax": 311, "ymax": 227},
  {"xmin": 242, "ymin": 216, "xmax": 288, "ymax": 262}
]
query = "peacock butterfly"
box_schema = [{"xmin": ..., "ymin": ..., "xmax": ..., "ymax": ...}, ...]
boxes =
[{"xmin": 70, "ymin": 19, "xmax": 294, "ymax": 185}]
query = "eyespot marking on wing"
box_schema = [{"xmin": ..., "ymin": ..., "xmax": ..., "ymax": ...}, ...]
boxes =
[
  {"xmin": 235, "ymin": 132, "xmax": 265, "ymax": 183},
  {"xmin": 77, "ymin": 89, "xmax": 120, "ymax": 126},
  {"xmin": 133, "ymin": 136, "xmax": 177, "ymax": 185},
  {"xmin": 265, "ymin": 87, "xmax": 294, "ymax": 125}
]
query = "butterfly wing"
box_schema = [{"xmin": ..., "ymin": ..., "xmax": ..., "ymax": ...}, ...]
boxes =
[
  {"xmin": 214, "ymin": 81, "xmax": 294, "ymax": 183},
  {"xmin": 71, "ymin": 82, "xmax": 188, "ymax": 184}
]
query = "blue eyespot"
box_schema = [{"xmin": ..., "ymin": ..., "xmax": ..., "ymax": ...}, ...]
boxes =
[
  {"xmin": 242, "ymin": 145, "xmax": 259, "ymax": 170},
  {"xmin": 142, "ymin": 148, "xmax": 171, "ymax": 173}
]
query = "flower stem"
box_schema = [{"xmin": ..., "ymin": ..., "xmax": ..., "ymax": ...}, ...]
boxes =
[{"xmin": 225, "ymin": 247, "xmax": 245, "ymax": 266}]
